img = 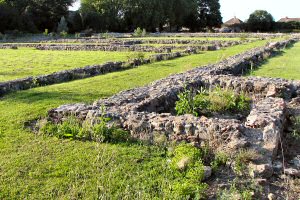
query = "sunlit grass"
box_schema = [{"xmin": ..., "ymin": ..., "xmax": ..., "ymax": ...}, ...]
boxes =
[
  {"xmin": 249, "ymin": 42, "xmax": 300, "ymax": 80},
  {"xmin": 0, "ymin": 48, "xmax": 151, "ymax": 81}
]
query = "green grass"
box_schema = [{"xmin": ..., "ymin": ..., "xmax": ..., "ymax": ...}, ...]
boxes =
[
  {"xmin": 249, "ymin": 42, "xmax": 300, "ymax": 80},
  {"xmin": 0, "ymin": 48, "xmax": 151, "ymax": 82},
  {"xmin": 0, "ymin": 40, "xmax": 272, "ymax": 199}
]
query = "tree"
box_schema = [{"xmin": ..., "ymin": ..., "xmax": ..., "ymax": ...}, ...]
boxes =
[
  {"xmin": 67, "ymin": 11, "xmax": 83, "ymax": 33},
  {"xmin": 57, "ymin": 16, "xmax": 69, "ymax": 33},
  {"xmin": 79, "ymin": 0, "xmax": 223, "ymax": 32},
  {"xmin": 0, "ymin": 2, "xmax": 19, "ymax": 32},
  {"xmin": 247, "ymin": 10, "xmax": 274, "ymax": 32},
  {"xmin": 166, "ymin": 0, "xmax": 198, "ymax": 31},
  {"xmin": 206, "ymin": 0, "xmax": 222, "ymax": 28},
  {"xmin": 2, "ymin": 0, "xmax": 75, "ymax": 32},
  {"xmin": 184, "ymin": 0, "xmax": 222, "ymax": 31}
]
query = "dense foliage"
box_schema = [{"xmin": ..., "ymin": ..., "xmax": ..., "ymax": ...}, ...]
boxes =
[
  {"xmin": 0, "ymin": 0, "xmax": 75, "ymax": 33},
  {"xmin": 175, "ymin": 87, "xmax": 251, "ymax": 117},
  {"xmin": 80, "ymin": 0, "xmax": 222, "ymax": 32},
  {"xmin": 246, "ymin": 10, "xmax": 274, "ymax": 32}
]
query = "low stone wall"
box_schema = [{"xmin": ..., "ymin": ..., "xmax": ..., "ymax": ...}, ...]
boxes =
[
  {"xmin": 0, "ymin": 40, "xmax": 246, "ymax": 53},
  {"xmin": 34, "ymin": 44, "xmax": 220, "ymax": 53},
  {"xmin": 0, "ymin": 62, "xmax": 122, "ymax": 96},
  {"xmin": 0, "ymin": 50, "xmax": 201, "ymax": 96}
]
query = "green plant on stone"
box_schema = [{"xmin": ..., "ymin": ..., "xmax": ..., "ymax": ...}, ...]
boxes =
[
  {"xmin": 39, "ymin": 106, "xmax": 130, "ymax": 143},
  {"xmin": 217, "ymin": 177, "xmax": 262, "ymax": 200},
  {"xmin": 175, "ymin": 87, "xmax": 197, "ymax": 116},
  {"xmin": 175, "ymin": 86, "xmax": 251, "ymax": 117},
  {"xmin": 234, "ymin": 149, "xmax": 260, "ymax": 175},
  {"xmin": 211, "ymin": 151, "xmax": 229, "ymax": 172},
  {"xmin": 291, "ymin": 116, "xmax": 300, "ymax": 140},
  {"xmin": 168, "ymin": 143, "xmax": 208, "ymax": 199}
]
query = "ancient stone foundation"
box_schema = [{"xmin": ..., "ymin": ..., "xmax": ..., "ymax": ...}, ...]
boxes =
[{"xmin": 45, "ymin": 38, "xmax": 299, "ymax": 178}]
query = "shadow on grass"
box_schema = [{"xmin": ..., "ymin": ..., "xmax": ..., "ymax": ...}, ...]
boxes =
[
  {"xmin": 243, "ymin": 49, "xmax": 288, "ymax": 76},
  {"xmin": 2, "ymin": 90, "xmax": 97, "ymax": 104}
]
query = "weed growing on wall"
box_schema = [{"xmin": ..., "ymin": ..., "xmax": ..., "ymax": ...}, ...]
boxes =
[
  {"xmin": 39, "ymin": 106, "xmax": 130, "ymax": 143},
  {"xmin": 175, "ymin": 86, "xmax": 251, "ymax": 117}
]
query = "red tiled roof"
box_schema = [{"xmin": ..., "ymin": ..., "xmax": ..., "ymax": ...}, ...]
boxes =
[
  {"xmin": 278, "ymin": 17, "xmax": 300, "ymax": 23},
  {"xmin": 224, "ymin": 17, "xmax": 243, "ymax": 26}
]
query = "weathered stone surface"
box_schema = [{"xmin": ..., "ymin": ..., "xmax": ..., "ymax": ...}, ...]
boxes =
[
  {"xmin": 268, "ymin": 193, "xmax": 276, "ymax": 200},
  {"xmin": 203, "ymin": 166, "xmax": 212, "ymax": 180},
  {"xmin": 249, "ymin": 163, "xmax": 274, "ymax": 178},
  {"xmin": 284, "ymin": 167, "xmax": 300, "ymax": 177}
]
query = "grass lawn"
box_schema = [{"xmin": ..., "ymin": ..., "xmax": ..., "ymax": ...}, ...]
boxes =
[
  {"xmin": 0, "ymin": 48, "xmax": 151, "ymax": 82},
  {"xmin": 0, "ymin": 40, "xmax": 273, "ymax": 199},
  {"xmin": 249, "ymin": 42, "xmax": 300, "ymax": 80}
]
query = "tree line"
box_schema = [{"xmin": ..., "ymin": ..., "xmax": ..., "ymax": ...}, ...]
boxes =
[
  {"xmin": 0, "ymin": 0, "xmax": 222, "ymax": 33},
  {"xmin": 234, "ymin": 10, "xmax": 300, "ymax": 33}
]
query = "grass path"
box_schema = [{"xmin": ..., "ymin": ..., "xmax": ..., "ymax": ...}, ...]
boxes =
[
  {"xmin": 0, "ymin": 49, "xmax": 150, "ymax": 81},
  {"xmin": 249, "ymin": 42, "xmax": 300, "ymax": 80},
  {"xmin": 0, "ymin": 40, "xmax": 270, "ymax": 199}
]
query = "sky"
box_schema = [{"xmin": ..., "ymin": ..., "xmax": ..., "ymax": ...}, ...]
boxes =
[{"xmin": 70, "ymin": 0, "xmax": 300, "ymax": 22}]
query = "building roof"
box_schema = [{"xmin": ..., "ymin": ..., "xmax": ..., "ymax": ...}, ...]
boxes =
[
  {"xmin": 278, "ymin": 17, "xmax": 300, "ymax": 23},
  {"xmin": 224, "ymin": 17, "xmax": 243, "ymax": 26}
]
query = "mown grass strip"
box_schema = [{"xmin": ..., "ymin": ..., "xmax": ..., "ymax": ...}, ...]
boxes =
[
  {"xmin": 249, "ymin": 42, "xmax": 300, "ymax": 80},
  {"xmin": 0, "ymin": 48, "xmax": 152, "ymax": 81}
]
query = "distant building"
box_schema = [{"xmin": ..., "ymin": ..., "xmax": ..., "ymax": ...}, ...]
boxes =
[
  {"xmin": 278, "ymin": 17, "xmax": 300, "ymax": 23},
  {"xmin": 223, "ymin": 17, "xmax": 244, "ymax": 27},
  {"xmin": 220, "ymin": 17, "xmax": 244, "ymax": 32}
]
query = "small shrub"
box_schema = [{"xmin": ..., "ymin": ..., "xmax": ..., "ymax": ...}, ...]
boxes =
[
  {"xmin": 234, "ymin": 149, "xmax": 260, "ymax": 174},
  {"xmin": 133, "ymin": 27, "xmax": 146, "ymax": 37},
  {"xmin": 217, "ymin": 178, "xmax": 261, "ymax": 200},
  {"xmin": 175, "ymin": 86, "xmax": 251, "ymax": 117},
  {"xmin": 39, "ymin": 106, "xmax": 130, "ymax": 143},
  {"xmin": 75, "ymin": 32, "xmax": 80, "ymax": 38},
  {"xmin": 43, "ymin": 29, "xmax": 48, "ymax": 36},
  {"xmin": 57, "ymin": 16, "xmax": 69, "ymax": 34},
  {"xmin": 172, "ymin": 180, "xmax": 208, "ymax": 199},
  {"xmin": 0, "ymin": 32, "xmax": 4, "ymax": 40},
  {"xmin": 57, "ymin": 116, "xmax": 82, "ymax": 139},
  {"xmin": 102, "ymin": 32, "xmax": 112, "ymax": 39},
  {"xmin": 127, "ymin": 52, "xmax": 145, "ymax": 61},
  {"xmin": 211, "ymin": 151, "xmax": 229, "ymax": 172},
  {"xmin": 291, "ymin": 116, "xmax": 300, "ymax": 140},
  {"xmin": 169, "ymin": 143, "xmax": 208, "ymax": 199},
  {"xmin": 60, "ymin": 31, "xmax": 68, "ymax": 38},
  {"xmin": 175, "ymin": 87, "xmax": 197, "ymax": 116}
]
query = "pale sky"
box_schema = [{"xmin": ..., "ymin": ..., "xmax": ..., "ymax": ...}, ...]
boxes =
[{"xmin": 70, "ymin": 0, "xmax": 300, "ymax": 22}]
